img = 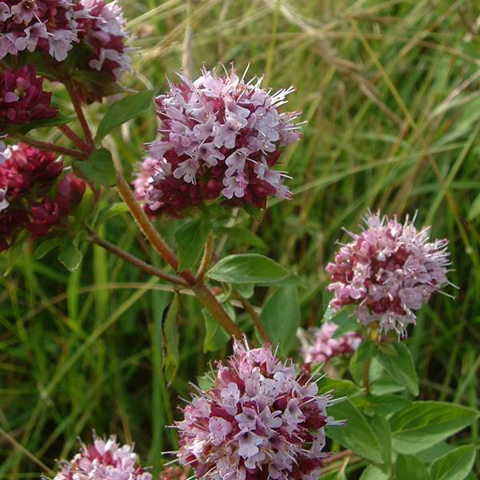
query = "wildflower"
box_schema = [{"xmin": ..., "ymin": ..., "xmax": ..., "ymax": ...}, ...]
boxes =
[
  {"xmin": 137, "ymin": 65, "xmax": 301, "ymax": 216},
  {"xmin": 53, "ymin": 433, "xmax": 152, "ymax": 480},
  {"xmin": 0, "ymin": 66, "xmax": 58, "ymax": 126},
  {"xmin": 300, "ymin": 322, "xmax": 362, "ymax": 364},
  {"xmin": 326, "ymin": 211, "xmax": 451, "ymax": 336},
  {"xmin": 74, "ymin": 0, "xmax": 131, "ymax": 82},
  {"xmin": 175, "ymin": 339, "xmax": 338, "ymax": 480},
  {"xmin": 0, "ymin": 143, "xmax": 85, "ymax": 250},
  {"xmin": 0, "ymin": 0, "xmax": 78, "ymax": 61}
]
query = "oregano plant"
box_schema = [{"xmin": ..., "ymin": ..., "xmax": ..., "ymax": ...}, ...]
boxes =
[{"xmin": 0, "ymin": 1, "xmax": 477, "ymax": 479}]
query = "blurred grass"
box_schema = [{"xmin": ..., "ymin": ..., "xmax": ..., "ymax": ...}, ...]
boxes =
[{"xmin": 1, "ymin": 0, "xmax": 480, "ymax": 477}]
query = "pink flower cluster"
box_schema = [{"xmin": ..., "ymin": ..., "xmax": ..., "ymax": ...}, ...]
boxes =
[
  {"xmin": 0, "ymin": 0, "xmax": 77, "ymax": 61},
  {"xmin": 0, "ymin": 66, "xmax": 57, "ymax": 126},
  {"xmin": 0, "ymin": 143, "xmax": 85, "ymax": 250},
  {"xmin": 175, "ymin": 340, "xmax": 338, "ymax": 480},
  {"xmin": 74, "ymin": 0, "xmax": 130, "ymax": 81},
  {"xmin": 0, "ymin": 0, "xmax": 130, "ymax": 85},
  {"xmin": 54, "ymin": 433, "xmax": 152, "ymax": 480},
  {"xmin": 326, "ymin": 212, "xmax": 451, "ymax": 336},
  {"xmin": 135, "ymin": 66, "xmax": 301, "ymax": 216},
  {"xmin": 300, "ymin": 322, "xmax": 362, "ymax": 364}
]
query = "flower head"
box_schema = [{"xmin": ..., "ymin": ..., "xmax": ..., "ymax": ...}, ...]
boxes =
[
  {"xmin": 74, "ymin": 0, "xmax": 130, "ymax": 82},
  {"xmin": 0, "ymin": 66, "xmax": 57, "ymax": 126},
  {"xmin": 137, "ymin": 65, "xmax": 301, "ymax": 216},
  {"xmin": 300, "ymin": 322, "xmax": 362, "ymax": 364},
  {"xmin": 53, "ymin": 433, "xmax": 152, "ymax": 480},
  {"xmin": 175, "ymin": 339, "xmax": 338, "ymax": 480},
  {"xmin": 0, "ymin": 143, "xmax": 85, "ymax": 250},
  {"xmin": 0, "ymin": 0, "xmax": 78, "ymax": 61},
  {"xmin": 326, "ymin": 212, "xmax": 451, "ymax": 336}
]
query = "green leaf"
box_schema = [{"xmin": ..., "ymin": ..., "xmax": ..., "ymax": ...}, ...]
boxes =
[
  {"xmin": 163, "ymin": 295, "xmax": 180, "ymax": 385},
  {"xmin": 359, "ymin": 466, "xmax": 389, "ymax": 480},
  {"xmin": 203, "ymin": 309, "xmax": 230, "ymax": 352},
  {"xmin": 363, "ymin": 394, "xmax": 411, "ymax": 417},
  {"xmin": 58, "ymin": 241, "xmax": 82, "ymax": 272},
  {"xmin": 74, "ymin": 148, "xmax": 116, "ymax": 187},
  {"xmin": 260, "ymin": 287, "xmax": 300, "ymax": 355},
  {"xmin": 326, "ymin": 399, "xmax": 383, "ymax": 463},
  {"xmin": 215, "ymin": 226, "xmax": 266, "ymax": 248},
  {"xmin": 94, "ymin": 203, "xmax": 129, "ymax": 225},
  {"xmin": 377, "ymin": 342, "xmax": 419, "ymax": 396},
  {"xmin": 316, "ymin": 377, "xmax": 359, "ymax": 398},
  {"xmin": 175, "ymin": 220, "xmax": 213, "ymax": 272},
  {"xmin": 95, "ymin": 90, "xmax": 155, "ymax": 140},
  {"xmin": 370, "ymin": 415, "xmax": 392, "ymax": 469},
  {"xmin": 390, "ymin": 402, "xmax": 479, "ymax": 454},
  {"xmin": 207, "ymin": 254, "xmax": 291, "ymax": 285},
  {"xmin": 34, "ymin": 238, "xmax": 63, "ymax": 260},
  {"xmin": 430, "ymin": 446, "xmax": 476, "ymax": 480},
  {"xmin": 396, "ymin": 455, "xmax": 430, "ymax": 480},
  {"xmin": 356, "ymin": 339, "xmax": 379, "ymax": 362},
  {"xmin": 416, "ymin": 442, "xmax": 456, "ymax": 463}
]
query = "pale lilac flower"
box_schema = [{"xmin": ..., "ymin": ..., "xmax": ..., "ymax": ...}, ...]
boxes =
[
  {"xmin": 300, "ymin": 322, "xmax": 362, "ymax": 364},
  {"xmin": 175, "ymin": 339, "xmax": 339, "ymax": 480},
  {"xmin": 0, "ymin": 0, "xmax": 78, "ymax": 61},
  {"xmin": 53, "ymin": 433, "xmax": 152, "ymax": 480},
  {"xmin": 326, "ymin": 212, "xmax": 452, "ymax": 336},
  {"xmin": 75, "ymin": 0, "xmax": 131, "ymax": 81},
  {"xmin": 138, "ymin": 65, "xmax": 301, "ymax": 216}
]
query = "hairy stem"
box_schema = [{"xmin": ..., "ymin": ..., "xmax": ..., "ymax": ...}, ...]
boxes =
[
  {"xmin": 58, "ymin": 124, "xmax": 90, "ymax": 153},
  {"xmin": 234, "ymin": 291, "xmax": 271, "ymax": 344},
  {"xmin": 66, "ymin": 83, "xmax": 95, "ymax": 152},
  {"xmin": 115, "ymin": 171, "xmax": 243, "ymax": 339},
  {"xmin": 363, "ymin": 358, "xmax": 371, "ymax": 394},
  {"xmin": 88, "ymin": 232, "xmax": 188, "ymax": 287},
  {"xmin": 18, "ymin": 136, "xmax": 86, "ymax": 160}
]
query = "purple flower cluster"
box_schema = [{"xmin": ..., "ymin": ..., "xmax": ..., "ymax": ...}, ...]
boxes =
[
  {"xmin": 74, "ymin": 0, "xmax": 130, "ymax": 81},
  {"xmin": 0, "ymin": 0, "xmax": 130, "ymax": 101},
  {"xmin": 300, "ymin": 322, "xmax": 362, "ymax": 364},
  {"xmin": 53, "ymin": 433, "xmax": 152, "ymax": 480},
  {"xmin": 0, "ymin": 0, "xmax": 78, "ymax": 61},
  {"xmin": 326, "ymin": 212, "xmax": 451, "ymax": 336},
  {"xmin": 135, "ymin": 66, "xmax": 301, "ymax": 216},
  {"xmin": 175, "ymin": 340, "xmax": 337, "ymax": 480},
  {"xmin": 0, "ymin": 143, "xmax": 85, "ymax": 250},
  {"xmin": 0, "ymin": 65, "xmax": 57, "ymax": 126}
]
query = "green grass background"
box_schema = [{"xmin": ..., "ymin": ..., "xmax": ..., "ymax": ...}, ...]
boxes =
[{"xmin": 1, "ymin": 0, "xmax": 480, "ymax": 477}]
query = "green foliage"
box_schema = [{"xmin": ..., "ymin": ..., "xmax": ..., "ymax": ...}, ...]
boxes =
[
  {"xmin": 95, "ymin": 90, "xmax": 156, "ymax": 140},
  {"xmin": 207, "ymin": 253, "xmax": 292, "ymax": 284},
  {"xmin": 75, "ymin": 148, "xmax": 116, "ymax": 187},
  {"xmin": 377, "ymin": 342, "xmax": 419, "ymax": 396},
  {"xmin": 259, "ymin": 287, "xmax": 300, "ymax": 355},
  {"xmin": 175, "ymin": 219, "xmax": 213, "ymax": 272},
  {"xmin": 430, "ymin": 446, "xmax": 476, "ymax": 480}
]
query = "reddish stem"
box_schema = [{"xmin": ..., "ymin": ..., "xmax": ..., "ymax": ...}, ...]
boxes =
[
  {"xmin": 18, "ymin": 136, "xmax": 86, "ymax": 160},
  {"xmin": 66, "ymin": 83, "xmax": 95, "ymax": 153},
  {"xmin": 58, "ymin": 125, "xmax": 90, "ymax": 154}
]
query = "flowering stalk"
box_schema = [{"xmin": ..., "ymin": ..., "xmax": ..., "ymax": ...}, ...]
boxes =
[
  {"xmin": 65, "ymin": 82, "xmax": 95, "ymax": 153},
  {"xmin": 15, "ymin": 136, "xmax": 86, "ymax": 160},
  {"xmin": 58, "ymin": 125, "xmax": 90, "ymax": 154},
  {"xmin": 87, "ymin": 232, "xmax": 189, "ymax": 287},
  {"xmin": 234, "ymin": 290, "xmax": 272, "ymax": 344},
  {"xmin": 115, "ymin": 171, "xmax": 243, "ymax": 339}
]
